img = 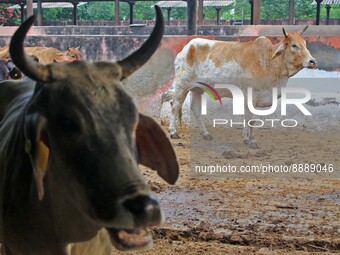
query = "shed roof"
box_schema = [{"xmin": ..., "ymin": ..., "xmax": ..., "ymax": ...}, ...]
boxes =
[
  {"xmin": 156, "ymin": 0, "xmax": 234, "ymax": 8},
  {"xmin": 8, "ymin": 2, "xmax": 86, "ymax": 9},
  {"xmin": 312, "ymin": 0, "xmax": 340, "ymax": 4}
]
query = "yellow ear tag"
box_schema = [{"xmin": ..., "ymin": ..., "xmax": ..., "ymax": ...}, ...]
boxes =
[
  {"xmin": 37, "ymin": 140, "xmax": 49, "ymax": 177},
  {"xmin": 35, "ymin": 140, "xmax": 49, "ymax": 200}
]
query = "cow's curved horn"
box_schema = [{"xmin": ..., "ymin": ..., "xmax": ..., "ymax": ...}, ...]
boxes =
[
  {"xmin": 282, "ymin": 28, "xmax": 288, "ymax": 39},
  {"xmin": 300, "ymin": 25, "xmax": 309, "ymax": 35},
  {"xmin": 9, "ymin": 16, "xmax": 52, "ymax": 83},
  {"xmin": 118, "ymin": 5, "xmax": 164, "ymax": 80}
]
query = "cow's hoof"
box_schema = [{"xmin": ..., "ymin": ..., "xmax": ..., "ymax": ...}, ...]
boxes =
[
  {"xmin": 249, "ymin": 140, "xmax": 259, "ymax": 149},
  {"xmin": 203, "ymin": 134, "xmax": 213, "ymax": 140},
  {"xmin": 243, "ymin": 139, "xmax": 249, "ymax": 145},
  {"xmin": 170, "ymin": 133, "xmax": 180, "ymax": 139}
]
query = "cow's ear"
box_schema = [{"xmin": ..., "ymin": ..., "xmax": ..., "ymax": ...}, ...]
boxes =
[
  {"xmin": 136, "ymin": 113, "xmax": 179, "ymax": 185},
  {"xmin": 282, "ymin": 27, "xmax": 288, "ymax": 39},
  {"xmin": 271, "ymin": 43, "xmax": 286, "ymax": 60},
  {"xmin": 24, "ymin": 87, "xmax": 49, "ymax": 200},
  {"xmin": 24, "ymin": 113, "xmax": 49, "ymax": 201}
]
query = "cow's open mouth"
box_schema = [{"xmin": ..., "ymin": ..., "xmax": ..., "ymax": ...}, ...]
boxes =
[
  {"xmin": 308, "ymin": 64, "xmax": 317, "ymax": 69},
  {"xmin": 107, "ymin": 227, "xmax": 153, "ymax": 251}
]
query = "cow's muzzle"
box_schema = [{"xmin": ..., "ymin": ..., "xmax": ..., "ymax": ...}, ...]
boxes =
[
  {"xmin": 307, "ymin": 58, "xmax": 317, "ymax": 69},
  {"xmin": 107, "ymin": 194, "xmax": 162, "ymax": 251}
]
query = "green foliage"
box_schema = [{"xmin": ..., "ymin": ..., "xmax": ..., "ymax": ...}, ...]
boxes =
[
  {"xmin": 37, "ymin": 7, "xmax": 72, "ymax": 22},
  {"xmin": 320, "ymin": 4, "xmax": 340, "ymax": 19},
  {"xmin": 295, "ymin": 0, "xmax": 315, "ymax": 19},
  {"xmin": 261, "ymin": 0, "xmax": 289, "ymax": 19},
  {"xmin": 24, "ymin": 0, "xmax": 340, "ymax": 24},
  {"xmin": 0, "ymin": 4, "xmax": 21, "ymax": 25},
  {"xmin": 78, "ymin": 1, "xmax": 159, "ymax": 21},
  {"xmin": 133, "ymin": 1, "xmax": 158, "ymax": 20},
  {"xmin": 78, "ymin": 2, "xmax": 115, "ymax": 21},
  {"xmin": 234, "ymin": 0, "xmax": 251, "ymax": 20},
  {"xmin": 169, "ymin": 7, "xmax": 187, "ymax": 20}
]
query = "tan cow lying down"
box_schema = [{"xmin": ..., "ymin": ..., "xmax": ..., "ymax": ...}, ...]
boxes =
[
  {"xmin": 0, "ymin": 46, "xmax": 81, "ymax": 64},
  {"xmin": 168, "ymin": 27, "xmax": 317, "ymax": 148}
]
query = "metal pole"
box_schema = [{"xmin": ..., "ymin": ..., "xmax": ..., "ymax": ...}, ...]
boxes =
[
  {"xmin": 128, "ymin": 1, "xmax": 135, "ymax": 25},
  {"xmin": 326, "ymin": 4, "xmax": 331, "ymax": 25},
  {"xmin": 253, "ymin": 0, "xmax": 260, "ymax": 25},
  {"xmin": 248, "ymin": 0, "xmax": 253, "ymax": 25},
  {"xmin": 167, "ymin": 8, "xmax": 171, "ymax": 26},
  {"xmin": 187, "ymin": 0, "xmax": 197, "ymax": 35},
  {"xmin": 20, "ymin": 3, "xmax": 25, "ymax": 23},
  {"xmin": 198, "ymin": 0, "xmax": 204, "ymax": 25},
  {"xmin": 315, "ymin": 0, "xmax": 322, "ymax": 25},
  {"xmin": 37, "ymin": 0, "xmax": 43, "ymax": 26},
  {"xmin": 72, "ymin": 2, "xmax": 78, "ymax": 25},
  {"xmin": 288, "ymin": 0, "xmax": 294, "ymax": 25},
  {"xmin": 115, "ymin": 0, "xmax": 119, "ymax": 26},
  {"xmin": 215, "ymin": 7, "xmax": 221, "ymax": 25},
  {"xmin": 26, "ymin": 0, "xmax": 33, "ymax": 18}
]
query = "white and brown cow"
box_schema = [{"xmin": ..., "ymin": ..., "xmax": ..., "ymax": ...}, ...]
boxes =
[{"xmin": 168, "ymin": 27, "xmax": 317, "ymax": 148}]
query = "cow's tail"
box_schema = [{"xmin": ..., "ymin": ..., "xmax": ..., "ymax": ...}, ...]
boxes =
[{"xmin": 178, "ymin": 106, "xmax": 182, "ymax": 127}]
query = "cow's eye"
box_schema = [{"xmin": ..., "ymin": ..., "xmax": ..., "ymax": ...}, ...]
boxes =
[
  {"xmin": 57, "ymin": 114, "xmax": 79, "ymax": 132},
  {"xmin": 291, "ymin": 44, "xmax": 299, "ymax": 49}
]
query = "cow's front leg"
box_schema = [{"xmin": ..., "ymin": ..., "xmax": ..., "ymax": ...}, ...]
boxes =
[
  {"xmin": 191, "ymin": 88, "xmax": 212, "ymax": 140},
  {"xmin": 243, "ymin": 109, "xmax": 259, "ymax": 149},
  {"xmin": 243, "ymin": 124, "xmax": 250, "ymax": 144},
  {"xmin": 247, "ymin": 120, "xmax": 259, "ymax": 149}
]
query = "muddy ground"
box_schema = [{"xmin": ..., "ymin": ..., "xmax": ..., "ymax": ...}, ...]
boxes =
[{"xmin": 115, "ymin": 125, "xmax": 340, "ymax": 255}]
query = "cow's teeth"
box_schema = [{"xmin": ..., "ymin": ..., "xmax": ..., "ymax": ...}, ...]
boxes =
[{"xmin": 117, "ymin": 229, "xmax": 152, "ymax": 247}]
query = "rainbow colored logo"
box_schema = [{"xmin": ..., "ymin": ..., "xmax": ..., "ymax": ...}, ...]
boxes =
[{"xmin": 197, "ymin": 82, "xmax": 222, "ymax": 106}]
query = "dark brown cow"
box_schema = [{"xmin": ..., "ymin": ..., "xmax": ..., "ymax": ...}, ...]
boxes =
[{"xmin": 0, "ymin": 6, "xmax": 178, "ymax": 255}]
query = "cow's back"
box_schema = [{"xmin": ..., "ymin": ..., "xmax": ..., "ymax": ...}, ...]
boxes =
[
  {"xmin": 24, "ymin": 47, "xmax": 60, "ymax": 64},
  {"xmin": 175, "ymin": 37, "xmax": 274, "ymax": 80}
]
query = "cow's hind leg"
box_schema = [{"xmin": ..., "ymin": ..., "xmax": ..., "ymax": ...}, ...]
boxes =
[
  {"xmin": 168, "ymin": 86, "xmax": 189, "ymax": 139},
  {"xmin": 191, "ymin": 88, "xmax": 213, "ymax": 140}
]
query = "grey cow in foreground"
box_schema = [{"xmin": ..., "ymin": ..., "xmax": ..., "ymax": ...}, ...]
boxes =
[{"xmin": 0, "ymin": 6, "xmax": 179, "ymax": 255}]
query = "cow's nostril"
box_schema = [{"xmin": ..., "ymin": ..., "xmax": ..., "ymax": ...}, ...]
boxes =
[
  {"xmin": 123, "ymin": 194, "xmax": 160, "ymax": 215},
  {"xmin": 123, "ymin": 194, "xmax": 161, "ymax": 226},
  {"xmin": 309, "ymin": 59, "xmax": 316, "ymax": 65}
]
